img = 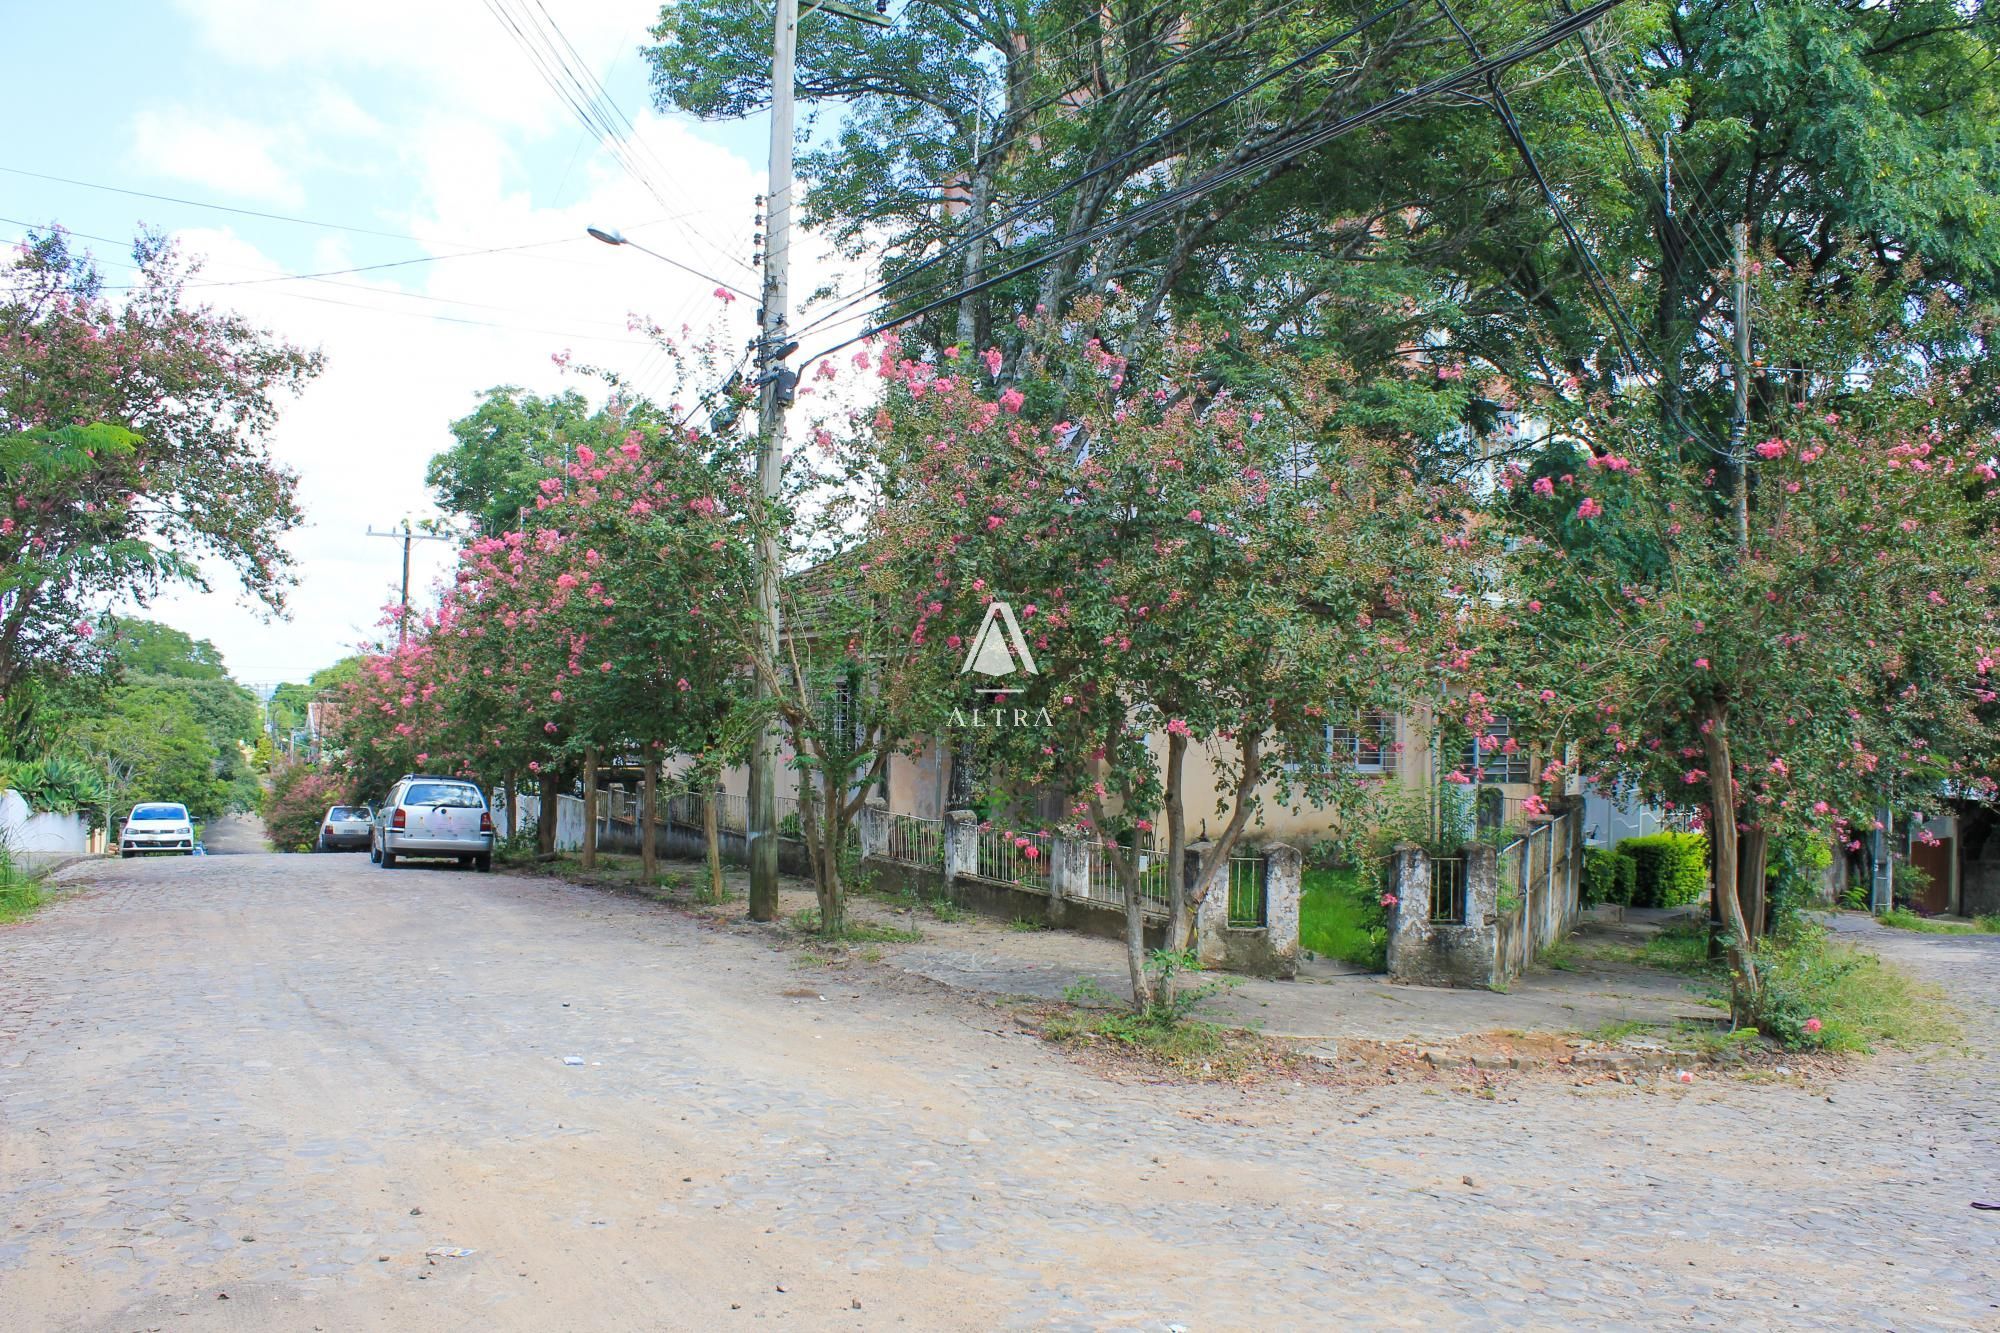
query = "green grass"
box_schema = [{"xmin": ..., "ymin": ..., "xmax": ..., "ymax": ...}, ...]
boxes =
[
  {"xmin": 1756, "ymin": 924, "xmax": 1961, "ymax": 1052},
  {"xmin": 1298, "ymin": 865, "xmax": 1386, "ymax": 970},
  {"xmin": 0, "ymin": 875, "xmax": 46, "ymax": 923},
  {"xmin": 1637, "ymin": 922, "xmax": 1720, "ymax": 975},
  {"xmin": 1042, "ymin": 1008, "xmax": 1238, "ymax": 1075},
  {"xmin": 923, "ymin": 896, "xmax": 967, "ymax": 923},
  {"xmin": 0, "ymin": 848, "xmax": 46, "ymax": 923},
  {"xmin": 787, "ymin": 907, "xmax": 922, "ymax": 944},
  {"xmin": 1586, "ymin": 1018, "xmax": 1658, "ymax": 1043},
  {"xmin": 1876, "ymin": 907, "xmax": 2000, "ymax": 936},
  {"xmin": 1008, "ymin": 916, "xmax": 1050, "ymax": 932}
]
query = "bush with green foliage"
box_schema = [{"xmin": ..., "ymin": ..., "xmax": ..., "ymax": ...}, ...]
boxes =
[
  {"xmin": 0, "ymin": 755, "xmax": 109, "ymax": 819},
  {"xmin": 1613, "ymin": 851, "xmax": 1638, "ymax": 905},
  {"xmin": 261, "ymin": 764, "xmax": 350, "ymax": 853},
  {"xmin": 1298, "ymin": 864, "xmax": 1388, "ymax": 970},
  {"xmin": 1582, "ymin": 847, "xmax": 1616, "ymax": 906},
  {"xmin": 1753, "ymin": 920, "xmax": 1956, "ymax": 1052},
  {"xmin": 1617, "ymin": 833, "xmax": 1708, "ymax": 909}
]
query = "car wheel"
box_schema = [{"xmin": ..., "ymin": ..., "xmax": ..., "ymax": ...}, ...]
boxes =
[
  {"xmin": 120, "ymin": 848, "xmax": 134, "ymax": 859},
  {"xmin": 475, "ymin": 854, "xmax": 493, "ymax": 874},
  {"xmin": 368, "ymin": 839, "xmax": 381, "ymax": 865},
  {"xmin": 381, "ymin": 847, "xmax": 399, "ymax": 868}
]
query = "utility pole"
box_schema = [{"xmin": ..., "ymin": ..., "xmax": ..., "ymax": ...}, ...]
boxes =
[
  {"xmin": 745, "ymin": 0, "xmax": 800, "ymax": 923},
  {"xmin": 1731, "ymin": 221, "xmax": 1751, "ymax": 551},
  {"xmin": 367, "ymin": 525, "xmax": 452, "ymax": 647},
  {"xmin": 746, "ymin": 0, "xmax": 890, "ymax": 922}
]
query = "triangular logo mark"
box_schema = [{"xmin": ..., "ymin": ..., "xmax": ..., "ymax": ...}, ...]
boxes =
[{"xmin": 961, "ymin": 601, "xmax": 1038, "ymax": 677}]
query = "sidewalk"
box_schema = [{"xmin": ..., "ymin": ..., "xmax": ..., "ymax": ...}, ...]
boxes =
[{"xmin": 761, "ymin": 874, "xmax": 1715, "ymax": 1044}]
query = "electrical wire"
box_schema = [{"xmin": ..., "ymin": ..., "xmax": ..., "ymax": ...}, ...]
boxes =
[
  {"xmin": 798, "ymin": 0, "xmax": 1627, "ymax": 366},
  {"xmin": 791, "ymin": 0, "xmax": 1434, "ymax": 342}
]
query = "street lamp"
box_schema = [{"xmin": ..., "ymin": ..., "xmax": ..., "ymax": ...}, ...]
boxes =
[
  {"xmin": 588, "ymin": 222, "xmax": 785, "ymax": 922},
  {"xmin": 586, "ymin": 224, "xmax": 756, "ymax": 299}
]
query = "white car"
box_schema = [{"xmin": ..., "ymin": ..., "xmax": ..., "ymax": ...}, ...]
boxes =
[
  {"xmin": 121, "ymin": 802, "xmax": 195, "ymax": 856},
  {"xmin": 371, "ymin": 775, "xmax": 494, "ymax": 871}
]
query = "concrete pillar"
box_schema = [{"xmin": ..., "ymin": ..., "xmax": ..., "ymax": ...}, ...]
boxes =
[
  {"xmin": 859, "ymin": 796, "xmax": 889, "ymax": 859},
  {"xmin": 1385, "ymin": 843, "xmax": 1430, "ymax": 979},
  {"xmin": 1264, "ymin": 843, "xmax": 1301, "ymax": 978},
  {"xmin": 944, "ymin": 809, "xmax": 978, "ymax": 886},
  {"xmin": 1193, "ymin": 842, "xmax": 1228, "ymax": 969},
  {"xmin": 1048, "ymin": 832, "xmax": 1087, "ymax": 927}
]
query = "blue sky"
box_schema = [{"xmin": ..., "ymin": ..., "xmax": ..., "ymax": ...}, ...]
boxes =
[{"xmin": 2, "ymin": 0, "xmax": 853, "ymax": 687}]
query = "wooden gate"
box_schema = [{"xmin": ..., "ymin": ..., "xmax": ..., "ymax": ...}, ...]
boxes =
[{"xmin": 1910, "ymin": 837, "xmax": 1954, "ymax": 915}]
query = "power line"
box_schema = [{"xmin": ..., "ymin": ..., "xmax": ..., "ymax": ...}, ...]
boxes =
[
  {"xmin": 483, "ymin": 0, "xmax": 756, "ymax": 283},
  {"xmin": 792, "ymin": 0, "xmax": 1432, "ymax": 343},
  {"xmin": 800, "ymin": 0, "xmax": 1628, "ymax": 365}
]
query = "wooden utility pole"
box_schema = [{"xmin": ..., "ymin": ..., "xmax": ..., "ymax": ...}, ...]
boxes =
[{"xmin": 366, "ymin": 525, "xmax": 452, "ymax": 646}]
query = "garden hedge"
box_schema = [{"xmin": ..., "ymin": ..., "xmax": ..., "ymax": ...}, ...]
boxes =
[
  {"xmin": 1614, "ymin": 850, "xmax": 1638, "ymax": 905},
  {"xmin": 1617, "ymin": 832, "xmax": 1708, "ymax": 908},
  {"xmin": 1582, "ymin": 847, "xmax": 1616, "ymax": 906}
]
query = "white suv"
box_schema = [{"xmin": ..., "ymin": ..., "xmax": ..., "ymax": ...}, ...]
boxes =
[
  {"xmin": 371, "ymin": 776, "xmax": 494, "ymax": 872},
  {"xmin": 121, "ymin": 802, "xmax": 195, "ymax": 856}
]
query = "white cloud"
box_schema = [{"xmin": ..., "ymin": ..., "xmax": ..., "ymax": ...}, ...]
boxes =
[
  {"xmin": 107, "ymin": 5, "xmax": 881, "ymax": 684},
  {"xmin": 130, "ymin": 107, "xmax": 306, "ymax": 207}
]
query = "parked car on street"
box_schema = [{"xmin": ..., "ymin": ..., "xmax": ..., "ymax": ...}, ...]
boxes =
[
  {"xmin": 120, "ymin": 802, "xmax": 195, "ymax": 856},
  {"xmin": 371, "ymin": 776, "xmax": 494, "ymax": 871},
  {"xmin": 316, "ymin": 805, "xmax": 374, "ymax": 853}
]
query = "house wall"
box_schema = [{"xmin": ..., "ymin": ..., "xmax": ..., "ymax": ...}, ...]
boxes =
[{"xmin": 1, "ymin": 789, "xmax": 91, "ymax": 856}]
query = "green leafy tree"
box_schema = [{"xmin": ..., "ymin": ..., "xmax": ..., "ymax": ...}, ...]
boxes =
[
  {"xmin": 862, "ymin": 309, "xmax": 1479, "ymax": 1002},
  {"xmin": 1489, "ymin": 260, "xmax": 2000, "ymax": 1023},
  {"xmin": 0, "ymin": 227, "xmax": 321, "ymax": 717},
  {"xmin": 429, "ymin": 386, "xmax": 594, "ymax": 535}
]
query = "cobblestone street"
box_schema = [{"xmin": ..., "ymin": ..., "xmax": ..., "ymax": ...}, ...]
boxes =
[{"xmin": 2, "ymin": 852, "xmax": 1995, "ymax": 1330}]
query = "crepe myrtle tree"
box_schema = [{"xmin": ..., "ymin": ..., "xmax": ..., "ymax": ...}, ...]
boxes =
[
  {"xmin": 469, "ymin": 403, "xmax": 756, "ymax": 885},
  {"xmin": 0, "ymin": 227, "xmax": 320, "ymax": 713},
  {"xmin": 1488, "ymin": 265, "xmax": 2000, "ymax": 1024},
  {"xmin": 866, "ymin": 303, "xmax": 1482, "ymax": 1005}
]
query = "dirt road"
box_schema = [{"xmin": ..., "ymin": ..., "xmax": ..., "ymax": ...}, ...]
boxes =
[{"xmin": 2, "ymin": 852, "xmax": 1994, "ymax": 1329}]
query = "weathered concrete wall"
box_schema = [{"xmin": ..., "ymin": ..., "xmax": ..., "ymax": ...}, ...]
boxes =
[
  {"xmin": 1388, "ymin": 842, "xmax": 1502, "ymax": 988},
  {"xmin": 1194, "ymin": 842, "xmax": 1300, "ymax": 979}
]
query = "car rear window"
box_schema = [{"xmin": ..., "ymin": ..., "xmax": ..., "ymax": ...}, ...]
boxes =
[
  {"xmin": 403, "ymin": 782, "xmax": 483, "ymax": 808},
  {"xmin": 131, "ymin": 804, "xmax": 187, "ymax": 821},
  {"xmin": 329, "ymin": 806, "xmax": 357, "ymax": 820}
]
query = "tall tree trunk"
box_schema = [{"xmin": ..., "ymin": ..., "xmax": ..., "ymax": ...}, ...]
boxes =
[
  {"xmin": 537, "ymin": 771, "xmax": 558, "ymax": 855},
  {"xmin": 580, "ymin": 746, "xmax": 599, "ymax": 871},
  {"xmin": 640, "ymin": 755, "xmax": 658, "ymax": 882},
  {"xmin": 1700, "ymin": 707, "xmax": 1761, "ymax": 1024},
  {"xmin": 704, "ymin": 782, "xmax": 725, "ymax": 904},
  {"xmin": 1164, "ymin": 731, "xmax": 1190, "ymax": 961},
  {"xmin": 1118, "ymin": 845, "xmax": 1153, "ymax": 1014},
  {"xmin": 1740, "ymin": 826, "xmax": 1770, "ymax": 939}
]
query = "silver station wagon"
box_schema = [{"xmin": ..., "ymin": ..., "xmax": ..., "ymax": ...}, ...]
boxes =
[{"xmin": 370, "ymin": 775, "xmax": 494, "ymax": 872}]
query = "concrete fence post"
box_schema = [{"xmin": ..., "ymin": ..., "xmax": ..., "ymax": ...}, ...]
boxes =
[
  {"xmin": 1385, "ymin": 842, "xmax": 1430, "ymax": 979},
  {"xmin": 1264, "ymin": 843, "xmax": 1302, "ymax": 979},
  {"xmin": 1048, "ymin": 832, "xmax": 1087, "ymax": 927},
  {"xmin": 1192, "ymin": 841, "xmax": 1227, "ymax": 968},
  {"xmin": 944, "ymin": 809, "xmax": 978, "ymax": 887},
  {"xmin": 859, "ymin": 797, "xmax": 889, "ymax": 859}
]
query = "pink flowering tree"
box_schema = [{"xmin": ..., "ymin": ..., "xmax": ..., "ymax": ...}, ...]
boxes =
[
  {"xmin": 0, "ymin": 228, "xmax": 320, "ymax": 724},
  {"xmin": 1489, "ymin": 261, "xmax": 2000, "ymax": 1022},
  {"xmin": 866, "ymin": 304, "xmax": 1480, "ymax": 1005}
]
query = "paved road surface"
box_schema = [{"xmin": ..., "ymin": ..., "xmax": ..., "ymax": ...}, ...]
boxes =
[{"xmin": 2, "ymin": 853, "xmax": 1994, "ymax": 1330}]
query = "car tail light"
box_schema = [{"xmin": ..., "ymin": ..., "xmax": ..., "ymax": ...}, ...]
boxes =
[
  {"xmin": 391, "ymin": 807, "xmax": 407, "ymax": 830},
  {"xmin": 323, "ymin": 825, "xmax": 334, "ymax": 837},
  {"xmin": 479, "ymin": 812, "xmax": 494, "ymax": 833}
]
